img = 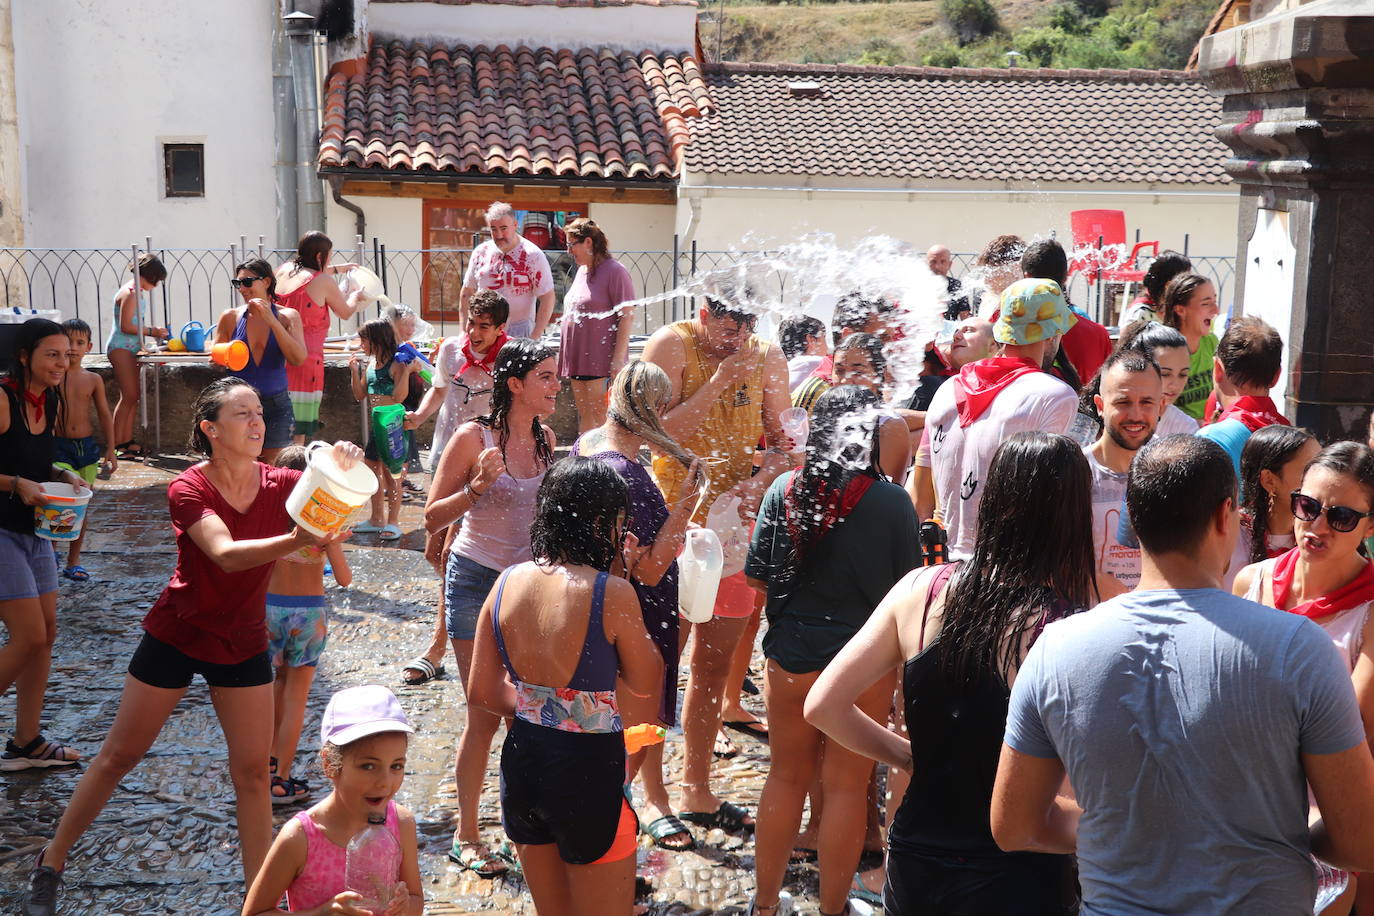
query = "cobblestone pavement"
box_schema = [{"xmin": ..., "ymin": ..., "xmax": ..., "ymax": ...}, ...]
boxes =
[{"xmin": 0, "ymin": 456, "xmax": 858, "ymax": 915}]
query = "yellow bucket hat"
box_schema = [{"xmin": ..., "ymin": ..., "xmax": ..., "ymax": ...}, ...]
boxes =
[{"xmin": 994, "ymin": 279, "xmax": 1077, "ymax": 346}]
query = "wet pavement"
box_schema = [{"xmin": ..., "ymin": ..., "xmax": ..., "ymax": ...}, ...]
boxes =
[{"xmin": 0, "ymin": 456, "xmax": 856, "ymax": 915}]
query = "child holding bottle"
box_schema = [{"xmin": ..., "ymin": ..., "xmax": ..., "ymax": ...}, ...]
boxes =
[{"xmin": 243, "ymin": 685, "xmax": 423, "ymax": 915}]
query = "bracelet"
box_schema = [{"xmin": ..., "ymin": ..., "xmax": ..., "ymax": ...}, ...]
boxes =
[
  {"xmin": 9, "ymin": 475, "xmax": 19, "ymax": 498},
  {"xmin": 464, "ymin": 482, "xmax": 483, "ymax": 503}
]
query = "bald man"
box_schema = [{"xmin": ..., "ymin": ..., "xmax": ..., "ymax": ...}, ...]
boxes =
[{"xmin": 928, "ymin": 244, "xmax": 968, "ymax": 319}]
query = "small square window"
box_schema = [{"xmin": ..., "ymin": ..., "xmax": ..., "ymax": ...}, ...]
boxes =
[{"xmin": 164, "ymin": 144, "xmax": 204, "ymax": 198}]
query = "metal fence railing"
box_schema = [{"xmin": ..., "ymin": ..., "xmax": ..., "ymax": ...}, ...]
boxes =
[{"xmin": 0, "ymin": 240, "xmax": 1237, "ymax": 352}]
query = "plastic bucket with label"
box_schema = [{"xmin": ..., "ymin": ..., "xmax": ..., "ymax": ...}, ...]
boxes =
[
  {"xmin": 33, "ymin": 482, "xmax": 93, "ymax": 541},
  {"xmin": 286, "ymin": 443, "xmax": 379, "ymax": 537}
]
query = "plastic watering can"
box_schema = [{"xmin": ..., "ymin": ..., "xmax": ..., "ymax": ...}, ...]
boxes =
[{"xmin": 180, "ymin": 321, "xmax": 207, "ymax": 352}]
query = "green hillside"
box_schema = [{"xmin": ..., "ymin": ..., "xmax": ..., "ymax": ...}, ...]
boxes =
[{"xmin": 705, "ymin": 0, "xmax": 1217, "ymax": 71}]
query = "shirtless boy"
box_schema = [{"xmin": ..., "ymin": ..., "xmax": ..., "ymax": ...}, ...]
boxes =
[{"xmin": 52, "ymin": 319, "xmax": 115, "ymax": 582}]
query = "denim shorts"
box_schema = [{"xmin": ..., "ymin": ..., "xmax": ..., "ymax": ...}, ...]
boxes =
[
  {"xmin": 266, "ymin": 594, "xmax": 329, "ymax": 668},
  {"xmin": 260, "ymin": 389, "xmax": 296, "ymax": 450},
  {"xmin": 444, "ymin": 552, "xmax": 501, "ymax": 641},
  {"xmin": 0, "ymin": 528, "xmax": 58, "ymax": 600}
]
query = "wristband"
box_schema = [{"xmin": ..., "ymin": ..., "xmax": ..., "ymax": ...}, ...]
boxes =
[{"xmin": 464, "ymin": 482, "xmax": 483, "ymax": 503}]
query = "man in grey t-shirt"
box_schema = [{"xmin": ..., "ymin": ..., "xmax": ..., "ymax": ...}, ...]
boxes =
[{"xmin": 993, "ymin": 435, "xmax": 1374, "ymax": 915}]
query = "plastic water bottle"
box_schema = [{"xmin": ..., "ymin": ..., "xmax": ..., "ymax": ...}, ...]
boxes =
[
  {"xmin": 678, "ymin": 528, "xmax": 724, "ymax": 623},
  {"xmin": 345, "ymin": 814, "xmax": 401, "ymax": 914}
]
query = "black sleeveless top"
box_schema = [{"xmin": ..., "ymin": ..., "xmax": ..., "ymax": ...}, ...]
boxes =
[
  {"xmin": 889, "ymin": 565, "xmax": 1074, "ymax": 867},
  {"xmin": 0, "ymin": 383, "xmax": 57, "ymax": 534}
]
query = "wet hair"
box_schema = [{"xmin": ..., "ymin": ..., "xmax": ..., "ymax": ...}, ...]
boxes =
[
  {"xmin": 292, "ymin": 231, "xmax": 333, "ymax": 273},
  {"xmin": 834, "ymin": 332, "xmax": 887, "ymax": 378},
  {"xmin": 1117, "ymin": 319, "xmax": 1189, "ymax": 357},
  {"xmin": 1143, "ymin": 251, "xmax": 1192, "ymax": 303},
  {"xmin": 358, "ymin": 319, "xmax": 398, "ymax": 370},
  {"xmin": 1128, "ymin": 434, "xmax": 1236, "ymax": 555},
  {"xmin": 939, "ymin": 431, "xmax": 1097, "ymax": 683},
  {"xmin": 274, "ymin": 444, "xmax": 309, "ymax": 471},
  {"xmin": 469, "ymin": 290, "xmax": 510, "ymax": 326},
  {"xmin": 189, "ymin": 376, "xmax": 258, "ymax": 456},
  {"xmin": 3, "ymin": 318, "xmax": 68, "ymax": 432},
  {"xmin": 975, "ymin": 234, "xmax": 1026, "ymax": 268},
  {"xmin": 607, "ymin": 360, "xmax": 696, "ymax": 470},
  {"xmin": 565, "ymin": 218, "xmax": 611, "ymax": 276},
  {"xmin": 481, "ymin": 338, "xmax": 557, "ymax": 469},
  {"xmin": 779, "ymin": 315, "xmax": 824, "ymax": 360},
  {"xmin": 778, "ymin": 385, "xmax": 883, "ymax": 585},
  {"xmin": 234, "ymin": 258, "xmax": 279, "ymax": 302},
  {"xmin": 530, "ymin": 456, "xmax": 630, "ymax": 571},
  {"xmin": 1304, "ymin": 441, "xmax": 1374, "ymax": 510},
  {"xmin": 62, "ymin": 318, "xmax": 92, "ymax": 340},
  {"xmin": 1021, "ymin": 239, "xmax": 1068, "ymax": 288},
  {"xmin": 1216, "ymin": 315, "xmax": 1282, "ymax": 391},
  {"xmin": 704, "ymin": 294, "xmax": 756, "ymax": 328},
  {"xmin": 1160, "ymin": 273, "xmax": 1213, "ymax": 331},
  {"xmin": 1100, "ymin": 348, "xmax": 1160, "ymax": 385},
  {"xmin": 131, "ymin": 253, "xmax": 167, "ymax": 285},
  {"xmin": 831, "ymin": 293, "xmax": 881, "ymax": 347},
  {"xmin": 1240, "ymin": 425, "xmax": 1317, "ymax": 564}
]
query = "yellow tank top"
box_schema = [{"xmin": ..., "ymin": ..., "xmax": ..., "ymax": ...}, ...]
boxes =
[{"xmin": 651, "ymin": 320, "xmax": 770, "ymax": 524}]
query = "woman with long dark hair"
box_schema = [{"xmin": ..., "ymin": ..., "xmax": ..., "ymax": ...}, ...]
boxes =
[
  {"xmin": 0, "ymin": 319, "xmax": 82, "ymax": 772},
  {"xmin": 467, "ymin": 456, "xmax": 661, "ymax": 916},
  {"xmin": 747, "ymin": 385, "xmax": 920, "ymax": 916},
  {"xmin": 21, "ymin": 377, "xmax": 359, "ymax": 915},
  {"xmin": 213, "ymin": 258, "xmax": 307, "ymax": 465},
  {"xmin": 1160, "ymin": 273, "xmax": 1219, "ymax": 421},
  {"xmin": 274, "ymin": 231, "xmax": 364, "ymax": 444},
  {"xmin": 1235, "ymin": 425, "xmax": 1319, "ymax": 571},
  {"xmin": 807, "ymin": 431, "xmax": 1096, "ymax": 916},
  {"xmin": 573, "ymin": 360, "xmax": 706, "ymax": 851},
  {"xmin": 423, "ymin": 337, "xmax": 559, "ymax": 878}
]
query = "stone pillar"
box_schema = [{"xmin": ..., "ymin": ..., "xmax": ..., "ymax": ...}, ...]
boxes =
[{"xmin": 1197, "ymin": 1, "xmax": 1374, "ymax": 440}]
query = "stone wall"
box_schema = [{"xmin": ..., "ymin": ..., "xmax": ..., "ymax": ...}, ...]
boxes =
[{"xmin": 88, "ymin": 356, "xmax": 581, "ymax": 455}]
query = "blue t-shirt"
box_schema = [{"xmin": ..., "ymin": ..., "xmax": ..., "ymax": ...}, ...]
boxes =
[
  {"xmin": 1196, "ymin": 417, "xmax": 1252, "ymax": 478},
  {"xmin": 1006, "ymin": 588, "xmax": 1365, "ymax": 915}
]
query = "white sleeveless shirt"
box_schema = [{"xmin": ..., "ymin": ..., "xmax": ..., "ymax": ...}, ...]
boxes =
[{"xmin": 1247, "ymin": 557, "xmax": 1370, "ymax": 672}]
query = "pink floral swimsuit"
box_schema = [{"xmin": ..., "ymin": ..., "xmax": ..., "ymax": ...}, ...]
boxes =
[{"xmin": 285, "ymin": 800, "xmax": 401, "ymax": 912}]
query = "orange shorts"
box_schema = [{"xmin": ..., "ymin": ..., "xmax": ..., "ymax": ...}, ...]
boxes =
[
  {"xmin": 711, "ymin": 570, "xmax": 760, "ymax": 619},
  {"xmin": 590, "ymin": 797, "xmax": 639, "ymax": 864}
]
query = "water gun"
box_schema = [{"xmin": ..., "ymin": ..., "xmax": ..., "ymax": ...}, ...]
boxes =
[
  {"xmin": 624, "ymin": 724, "xmax": 666, "ymax": 753},
  {"xmin": 393, "ymin": 342, "xmax": 434, "ymax": 384}
]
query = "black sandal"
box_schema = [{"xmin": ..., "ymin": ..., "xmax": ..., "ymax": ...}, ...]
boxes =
[
  {"xmin": 678, "ymin": 801, "xmax": 754, "ymax": 833},
  {"xmin": 644, "ymin": 814, "xmax": 696, "ymax": 851}
]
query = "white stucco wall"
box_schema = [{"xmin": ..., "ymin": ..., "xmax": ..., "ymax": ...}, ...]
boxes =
[
  {"xmin": 367, "ymin": 1, "xmax": 697, "ymax": 53},
  {"xmin": 12, "ymin": 0, "xmax": 279, "ymax": 251}
]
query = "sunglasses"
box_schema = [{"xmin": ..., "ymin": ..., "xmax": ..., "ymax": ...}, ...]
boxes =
[
  {"xmin": 1290, "ymin": 491, "xmax": 1374, "ymax": 533},
  {"xmin": 231, "ymin": 277, "xmax": 263, "ymax": 289}
]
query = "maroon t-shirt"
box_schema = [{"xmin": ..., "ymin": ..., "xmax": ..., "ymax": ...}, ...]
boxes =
[
  {"xmin": 142, "ymin": 463, "xmax": 301, "ymax": 664},
  {"xmin": 1060, "ymin": 316, "xmax": 1112, "ymax": 383}
]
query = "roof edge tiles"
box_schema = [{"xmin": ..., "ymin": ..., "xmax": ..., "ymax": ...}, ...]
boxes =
[
  {"xmin": 320, "ymin": 39, "xmax": 712, "ymax": 181},
  {"xmin": 372, "ymin": 0, "xmax": 699, "ymax": 7},
  {"xmin": 705, "ymin": 60, "xmax": 1200, "ymax": 84}
]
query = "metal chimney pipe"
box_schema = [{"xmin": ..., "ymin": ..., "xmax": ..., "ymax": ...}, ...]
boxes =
[
  {"xmin": 272, "ymin": 8, "xmax": 298, "ymax": 249},
  {"xmin": 284, "ymin": 10, "xmax": 324, "ymax": 235}
]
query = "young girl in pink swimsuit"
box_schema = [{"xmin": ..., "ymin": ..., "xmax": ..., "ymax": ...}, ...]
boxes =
[{"xmin": 242, "ymin": 685, "xmax": 424, "ymax": 915}]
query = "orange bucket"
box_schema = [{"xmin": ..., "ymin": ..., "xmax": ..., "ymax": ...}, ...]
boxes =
[{"xmin": 211, "ymin": 340, "xmax": 249, "ymax": 371}]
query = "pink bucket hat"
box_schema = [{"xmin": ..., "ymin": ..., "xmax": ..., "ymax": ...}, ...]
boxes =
[{"xmin": 321, "ymin": 685, "xmax": 415, "ymax": 747}]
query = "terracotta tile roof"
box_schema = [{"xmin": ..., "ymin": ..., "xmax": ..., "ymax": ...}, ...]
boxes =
[
  {"xmin": 319, "ymin": 40, "xmax": 713, "ymax": 181},
  {"xmin": 373, "ymin": 0, "xmax": 696, "ymax": 7},
  {"xmin": 684, "ymin": 62, "xmax": 1230, "ymax": 186}
]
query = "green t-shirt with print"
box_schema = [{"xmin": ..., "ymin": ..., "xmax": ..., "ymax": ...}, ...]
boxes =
[{"xmin": 1177, "ymin": 333, "xmax": 1218, "ymax": 421}]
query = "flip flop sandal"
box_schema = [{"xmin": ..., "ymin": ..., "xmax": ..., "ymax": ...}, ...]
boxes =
[
  {"xmin": 352, "ymin": 521, "xmax": 384, "ymax": 533},
  {"xmin": 723, "ymin": 719, "xmax": 769, "ymax": 743},
  {"xmin": 644, "ymin": 814, "xmax": 696, "ymax": 851},
  {"xmin": 713, "ymin": 730, "xmax": 738, "ymax": 759},
  {"xmin": 116, "ymin": 442, "xmax": 146, "ymax": 460},
  {"xmin": 679, "ymin": 801, "xmax": 754, "ymax": 833},
  {"xmin": 448, "ymin": 840, "xmax": 509, "ymax": 878},
  {"xmin": 789, "ymin": 846, "xmax": 818, "ymax": 863},
  {"xmin": 379, "ymin": 524, "xmax": 403, "ymax": 541},
  {"xmin": 60, "ymin": 566, "xmax": 90, "ymax": 582},
  {"xmin": 849, "ymin": 872, "xmax": 884, "ymax": 907},
  {"xmin": 271, "ymin": 775, "xmax": 311, "ymax": 806},
  {"xmin": 401, "ymin": 657, "xmax": 445, "ymax": 686}
]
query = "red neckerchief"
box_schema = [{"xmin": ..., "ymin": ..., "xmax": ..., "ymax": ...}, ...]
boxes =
[
  {"xmin": 3, "ymin": 377, "xmax": 45, "ymax": 423},
  {"xmin": 783, "ymin": 471, "xmax": 876, "ymax": 554},
  {"xmin": 1219, "ymin": 395, "xmax": 1289, "ymax": 432},
  {"xmin": 1272, "ymin": 547, "xmax": 1374, "ymax": 619},
  {"xmin": 923, "ymin": 342, "xmax": 955, "ymax": 377},
  {"xmin": 952, "ymin": 356, "xmax": 1041, "ymax": 427},
  {"xmin": 456, "ymin": 331, "xmax": 508, "ymax": 378},
  {"xmin": 810, "ymin": 353, "xmax": 834, "ymax": 383}
]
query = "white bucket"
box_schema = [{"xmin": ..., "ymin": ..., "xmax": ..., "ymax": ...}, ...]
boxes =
[
  {"xmin": 286, "ymin": 443, "xmax": 379, "ymax": 537},
  {"xmin": 33, "ymin": 482, "xmax": 93, "ymax": 541},
  {"xmin": 678, "ymin": 528, "xmax": 724, "ymax": 623}
]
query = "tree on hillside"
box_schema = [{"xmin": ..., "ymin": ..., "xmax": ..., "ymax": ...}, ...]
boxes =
[{"xmin": 941, "ymin": 0, "xmax": 1000, "ymax": 45}]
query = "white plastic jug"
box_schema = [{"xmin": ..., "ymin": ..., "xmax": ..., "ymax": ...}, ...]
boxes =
[
  {"xmin": 706, "ymin": 493, "xmax": 749, "ymax": 578},
  {"xmin": 678, "ymin": 528, "xmax": 724, "ymax": 623},
  {"xmin": 286, "ymin": 442, "xmax": 379, "ymax": 537}
]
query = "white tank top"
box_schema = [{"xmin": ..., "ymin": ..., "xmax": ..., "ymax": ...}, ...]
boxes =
[
  {"xmin": 1247, "ymin": 557, "xmax": 1370, "ymax": 672},
  {"xmin": 448, "ymin": 425, "xmax": 545, "ymax": 572}
]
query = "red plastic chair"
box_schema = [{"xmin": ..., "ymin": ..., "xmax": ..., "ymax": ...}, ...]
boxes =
[{"xmin": 1068, "ymin": 209, "xmax": 1159, "ymax": 285}]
